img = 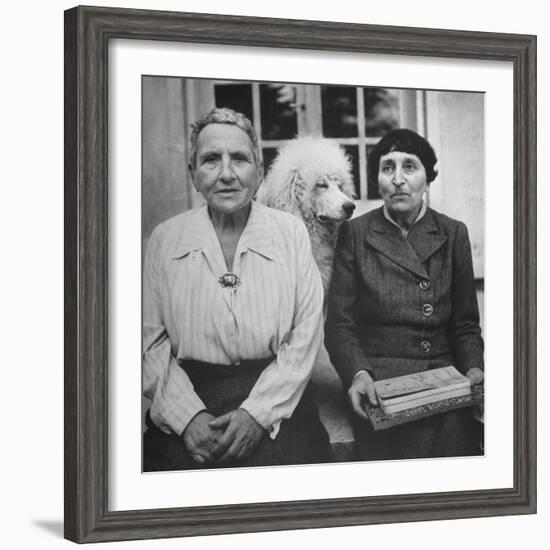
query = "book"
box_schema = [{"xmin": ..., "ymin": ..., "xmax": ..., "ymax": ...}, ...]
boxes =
[
  {"xmin": 365, "ymin": 384, "xmax": 483, "ymax": 431},
  {"xmin": 374, "ymin": 366, "xmax": 472, "ymax": 414},
  {"xmin": 377, "ymin": 385, "xmax": 472, "ymax": 414}
]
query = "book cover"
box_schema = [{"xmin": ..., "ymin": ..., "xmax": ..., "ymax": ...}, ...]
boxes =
[{"xmin": 365, "ymin": 384, "xmax": 484, "ymax": 431}]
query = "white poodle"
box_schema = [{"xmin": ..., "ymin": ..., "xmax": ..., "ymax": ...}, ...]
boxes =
[{"xmin": 257, "ymin": 137, "xmax": 356, "ymax": 294}]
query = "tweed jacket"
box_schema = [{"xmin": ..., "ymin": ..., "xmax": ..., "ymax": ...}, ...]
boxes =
[{"xmin": 325, "ymin": 206, "xmax": 484, "ymax": 388}]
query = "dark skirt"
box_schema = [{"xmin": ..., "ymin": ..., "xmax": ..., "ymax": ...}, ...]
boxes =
[
  {"xmin": 351, "ymin": 407, "xmax": 483, "ymax": 461},
  {"xmin": 143, "ymin": 358, "xmax": 331, "ymax": 471}
]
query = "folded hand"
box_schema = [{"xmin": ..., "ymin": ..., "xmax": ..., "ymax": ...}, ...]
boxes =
[
  {"xmin": 208, "ymin": 408, "xmax": 265, "ymax": 464},
  {"xmin": 182, "ymin": 411, "xmax": 222, "ymax": 464}
]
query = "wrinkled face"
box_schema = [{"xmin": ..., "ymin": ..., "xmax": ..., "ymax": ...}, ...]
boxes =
[
  {"xmin": 378, "ymin": 151, "xmax": 428, "ymax": 218},
  {"xmin": 189, "ymin": 123, "xmax": 262, "ymax": 216},
  {"xmin": 300, "ymin": 174, "xmax": 356, "ymax": 223}
]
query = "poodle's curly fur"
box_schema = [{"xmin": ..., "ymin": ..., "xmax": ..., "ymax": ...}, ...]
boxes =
[{"xmin": 257, "ymin": 137, "xmax": 356, "ymax": 294}]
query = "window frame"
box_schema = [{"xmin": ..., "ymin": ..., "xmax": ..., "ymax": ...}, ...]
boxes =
[{"xmin": 194, "ymin": 79, "xmax": 424, "ymax": 212}]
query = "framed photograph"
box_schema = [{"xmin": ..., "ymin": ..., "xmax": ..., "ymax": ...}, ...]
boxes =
[{"xmin": 64, "ymin": 5, "xmax": 536, "ymax": 543}]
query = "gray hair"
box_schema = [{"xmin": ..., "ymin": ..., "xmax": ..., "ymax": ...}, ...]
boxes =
[{"xmin": 188, "ymin": 107, "xmax": 261, "ymax": 169}]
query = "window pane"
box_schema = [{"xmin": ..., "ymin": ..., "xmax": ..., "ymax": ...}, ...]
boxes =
[
  {"xmin": 342, "ymin": 145, "xmax": 360, "ymax": 198},
  {"xmin": 364, "ymin": 88, "xmax": 400, "ymax": 137},
  {"xmin": 366, "ymin": 145, "xmax": 382, "ymax": 200},
  {"xmin": 262, "ymin": 148, "xmax": 278, "ymax": 176},
  {"xmin": 321, "ymin": 86, "xmax": 357, "ymax": 138},
  {"xmin": 260, "ymin": 84, "xmax": 298, "ymax": 140},
  {"xmin": 214, "ymin": 84, "xmax": 253, "ymax": 122}
]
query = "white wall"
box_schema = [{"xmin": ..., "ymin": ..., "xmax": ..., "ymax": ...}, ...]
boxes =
[
  {"xmin": 1, "ymin": 1, "xmax": 546, "ymax": 550},
  {"xmin": 426, "ymin": 91, "xmax": 485, "ymax": 278}
]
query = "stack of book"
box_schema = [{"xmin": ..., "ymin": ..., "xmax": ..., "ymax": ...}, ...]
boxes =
[
  {"xmin": 363, "ymin": 366, "xmax": 483, "ymax": 431},
  {"xmin": 374, "ymin": 366, "xmax": 472, "ymax": 414},
  {"xmin": 365, "ymin": 367, "xmax": 484, "ymax": 431}
]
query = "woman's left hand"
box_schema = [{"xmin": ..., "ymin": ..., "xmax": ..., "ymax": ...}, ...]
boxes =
[
  {"xmin": 208, "ymin": 408, "xmax": 265, "ymax": 463},
  {"xmin": 466, "ymin": 367, "xmax": 484, "ymax": 385}
]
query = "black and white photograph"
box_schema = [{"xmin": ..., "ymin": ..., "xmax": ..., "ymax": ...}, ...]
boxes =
[
  {"xmin": 141, "ymin": 77, "xmax": 486, "ymax": 471},
  {"xmin": 2, "ymin": 0, "xmax": 545, "ymax": 546}
]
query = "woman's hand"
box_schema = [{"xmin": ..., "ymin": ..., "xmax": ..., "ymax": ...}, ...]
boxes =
[
  {"xmin": 466, "ymin": 367, "xmax": 484, "ymax": 385},
  {"xmin": 348, "ymin": 370, "xmax": 378, "ymax": 420},
  {"xmin": 208, "ymin": 408, "xmax": 265, "ymax": 464},
  {"xmin": 182, "ymin": 411, "xmax": 222, "ymax": 464}
]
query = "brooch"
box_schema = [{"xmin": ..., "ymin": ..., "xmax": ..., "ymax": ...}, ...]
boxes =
[{"xmin": 218, "ymin": 273, "xmax": 241, "ymax": 289}]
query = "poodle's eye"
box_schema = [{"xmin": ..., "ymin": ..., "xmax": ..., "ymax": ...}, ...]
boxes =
[{"xmin": 316, "ymin": 182, "xmax": 329, "ymax": 189}]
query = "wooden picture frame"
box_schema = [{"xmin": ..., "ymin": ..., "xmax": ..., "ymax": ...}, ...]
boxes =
[{"xmin": 64, "ymin": 5, "xmax": 536, "ymax": 543}]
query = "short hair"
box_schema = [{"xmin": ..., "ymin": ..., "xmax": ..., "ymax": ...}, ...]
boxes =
[
  {"xmin": 367, "ymin": 128, "xmax": 438, "ymax": 186},
  {"xmin": 188, "ymin": 107, "xmax": 261, "ymax": 169}
]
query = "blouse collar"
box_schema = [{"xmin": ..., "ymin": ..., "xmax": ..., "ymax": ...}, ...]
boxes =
[{"xmin": 172, "ymin": 201, "xmax": 277, "ymax": 262}]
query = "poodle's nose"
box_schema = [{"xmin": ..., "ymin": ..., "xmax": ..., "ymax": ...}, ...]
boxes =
[{"xmin": 343, "ymin": 202, "xmax": 356, "ymax": 218}]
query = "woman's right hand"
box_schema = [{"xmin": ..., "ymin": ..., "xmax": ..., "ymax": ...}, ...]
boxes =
[
  {"xmin": 348, "ymin": 370, "xmax": 378, "ymax": 420},
  {"xmin": 182, "ymin": 410, "xmax": 222, "ymax": 464}
]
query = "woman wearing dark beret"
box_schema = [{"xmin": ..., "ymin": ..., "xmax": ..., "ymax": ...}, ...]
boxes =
[{"xmin": 325, "ymin": 128, "xmax": 484, "ymax": 460}]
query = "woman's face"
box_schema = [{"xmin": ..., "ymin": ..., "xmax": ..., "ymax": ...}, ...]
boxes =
[
  {"xmin": 189, "ymin": 123, "xmax": 262, "ymax": 216},
  {"xmin": 378, "ymin": 151, "xmax": 428, "ymax": 218}
]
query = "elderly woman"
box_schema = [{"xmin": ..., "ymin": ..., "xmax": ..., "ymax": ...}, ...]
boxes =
[
  {"xmin": 325, "ymin": 128, "xmax": 484, "ymax": 460},
  {"xmin": 143, "ymin": 108, "xmax": 330, "ymax": 470}
]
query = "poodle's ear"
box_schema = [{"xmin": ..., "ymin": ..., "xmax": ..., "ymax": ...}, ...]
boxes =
[
  {"xmin": 286, "ymin": 171, "xmax": 297, "ymax": 200},
  {"xmin": 268, "ymin": 170, "xmax": 301, "ymax": 214},
  {"xmin": 286, "ymin": 171, "xmax": 302, "ymax": 206},
  {"xmin": 284, "ymin": 171, "xmax": 308, "ymax": 216},
  {"xmin": 292, "ymin": 171, "xmax": 309, "ymax": 203}
]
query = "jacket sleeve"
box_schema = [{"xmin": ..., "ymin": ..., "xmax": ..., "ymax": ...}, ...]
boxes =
[
  {"xmin": 325, "ymin": 221, "xmax": 373, "ymax": 388},
  {"xmin": 449, "ymin": 221, "xmax": 484, "ymax": 373},
  {"xmin": 142, "ymin": 226, "xmax": 206, "ymax": 436}
]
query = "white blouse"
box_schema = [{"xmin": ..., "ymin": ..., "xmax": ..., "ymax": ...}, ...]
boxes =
[{"xmin": 143, "ymin": 202, "xmax": 324, "ymax": 439}]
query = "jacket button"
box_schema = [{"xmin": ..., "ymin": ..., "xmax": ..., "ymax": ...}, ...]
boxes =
[
  {"xmin": 420, "ymin": 340, "xmax": 431, "ymax": 353},
  {"xmin": 419, "ymin": 279, "xmax": 431, "ymax": 290},
  {"xmin": 422, "ymin": 304, "xmax": 434, "ymax": 316}
]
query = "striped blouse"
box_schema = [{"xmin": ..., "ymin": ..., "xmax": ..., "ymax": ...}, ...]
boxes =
[{"xmin": 143, "ymin": 202, "xmax": 324, "ymax": 439}]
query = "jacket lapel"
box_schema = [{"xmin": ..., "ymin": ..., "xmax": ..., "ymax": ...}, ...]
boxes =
[
  {"xmin": 364, "ymin": 208, "xmax": 447, "ymax": 278},
  {"xmin": 408, "ymin": 209, "xmax": 448, "ymax": 264}
]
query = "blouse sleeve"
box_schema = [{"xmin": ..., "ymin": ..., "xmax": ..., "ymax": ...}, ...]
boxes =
[
  {"xmin": 449, "ymin": 221, "xmax": 484, "ymax": 373},
  {"xmin": 142, "ymin": 226, "xmax": 206, "ymax": 435},
  {"xmin": 324, "ymin": 221, "xmax": 373, "ymax": 388},
  {"xmin": 240, "ymin": 221, "xmax": 324, "ymax": 439}
]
